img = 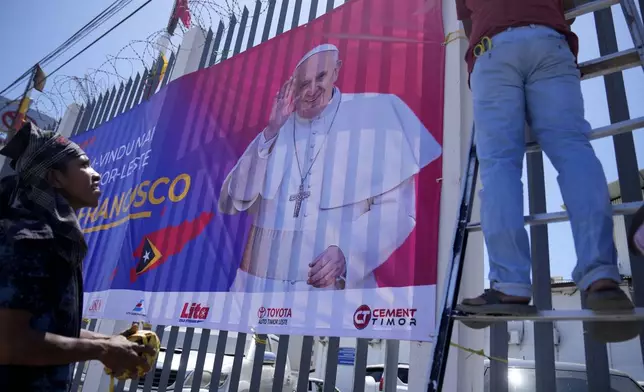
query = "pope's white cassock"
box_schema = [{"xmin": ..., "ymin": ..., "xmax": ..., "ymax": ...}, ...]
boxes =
[{"xmin": 218, "ymin": 88, "xmax": 441, "ymax": 293}]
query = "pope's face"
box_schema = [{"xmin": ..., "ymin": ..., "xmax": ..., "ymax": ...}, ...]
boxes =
[{"xmin": 293, "ymin": 51, "xmax": 341, "ymax": 119}]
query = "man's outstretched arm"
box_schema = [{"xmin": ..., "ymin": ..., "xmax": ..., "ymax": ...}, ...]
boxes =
[
  {"xmin": 0, "ymin": 309, "xmax": 154, "ymax": 375},
  {"xmin": 0, "ymin": 246, "xmax": 153, "ymax": 372},
  {"xmin": 80, "ymin": 329, "xmax": 111, "ymax": 340},
  {"xmin": 0, "ymin": 310, "xmax": 106, "ymax": 366}
]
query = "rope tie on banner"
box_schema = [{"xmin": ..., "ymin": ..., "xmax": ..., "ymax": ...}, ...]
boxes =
[
  {"xmin": 443, "ymin": 29, "xmax": 466, "ymax": 45},
  {"xmin": 449, "ymin": 342, "xmax": 509, "ymax": 364},
  {"xmin": 104, "ymin": 323, "xmax": 160, "ymax": 392},
  {"xmin": 426, "ymin": 332, "xmax": 508, "ymax": 365},
  {"xmin": 250, "ymin": 328, "xmax": 267, "ymax": 345}
]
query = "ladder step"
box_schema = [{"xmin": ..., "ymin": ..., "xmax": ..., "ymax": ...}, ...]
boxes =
[
  {"xmin": 467, "ymin": 201, "xmax": 643, "ymax": 232},
  {"xmin": 454, "ymin": 308, "xmax": 644, "ymax": 322},
  {"xmin": 526, "ymin": 116, "xmax": 644, "ymax": 153},
  {"xmin": 579, "ymin": 48, "xmax": 642, "ymax": 80},
  {"xmin": 565, "ymin": 0, "xmax": 619, "ymax": 20}
]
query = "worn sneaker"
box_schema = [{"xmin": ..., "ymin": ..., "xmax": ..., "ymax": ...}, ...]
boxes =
[
  {"xmin": 584, "ymin": 280, "xmax": 639, "ymax": 343},
  {"xmin": 456, "ymin": 289, "xmax": 537, "ymax": 329}
]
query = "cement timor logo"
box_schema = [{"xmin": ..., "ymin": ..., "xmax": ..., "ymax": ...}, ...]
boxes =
[
  {"xmin": 353, "ymin": 304, "xmax": 417, "ymax": 330},
  {"xmin": 353, "ymin": 305, "xmax": 372, "ymax": 330}
]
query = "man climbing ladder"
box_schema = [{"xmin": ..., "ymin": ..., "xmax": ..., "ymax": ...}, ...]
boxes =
[
  {"xmin": 454, "ymin": 0, "xmax": 638, "ymax": 343},
  {"xmin": 428, "ymin": 0, "xmax": 644, "ymax": 390}
]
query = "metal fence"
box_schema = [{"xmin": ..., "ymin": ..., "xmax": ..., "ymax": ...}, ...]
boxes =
[
  {"xmin": 60, "ymin": 0, "xmax": 644, "ymax": 391},
  {"xmin": 69, "ymin": 1, "xmax": 384, "ymax": 391}
]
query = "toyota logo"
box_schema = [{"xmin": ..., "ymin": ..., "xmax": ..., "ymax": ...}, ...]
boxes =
[
  {"xmin": 353, "ymin": 304, "xmax": 372, "ymax": 330},
  {"xmin": 258, "ymin": 306, "xmax": 266, "ymax": 318}
]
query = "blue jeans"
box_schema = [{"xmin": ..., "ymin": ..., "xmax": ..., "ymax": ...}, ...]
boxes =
[{"xmin": 471, "ymin": 25, "xmax": 621, "ymax": 298}]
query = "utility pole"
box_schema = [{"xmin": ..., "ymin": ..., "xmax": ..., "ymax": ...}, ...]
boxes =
[
  {"xmin": 0, "ymin": 64, "xmax": 46, "ymax": 178},
  {"xmin": 8, "ymin": 64, "xmax": 46, "ymax": 138}
]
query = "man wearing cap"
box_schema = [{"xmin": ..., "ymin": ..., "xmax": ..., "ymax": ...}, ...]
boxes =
[
  {"xmin": 0, "ymin": 123, "xmax": 153, "ymax": 390},
  {"xmin": 218, "ymin": 44, "xmax": 442, "ymax": 292}
]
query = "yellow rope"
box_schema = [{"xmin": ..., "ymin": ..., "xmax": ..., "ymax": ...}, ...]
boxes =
[
  {"xmin": 426, "ymin": 328, "xmax": 508, "ymax": 365},
  {"xmin": 249, "ymin": 327, "xmax": 267, "ymax": 345},
  {"xmin": 253, "ymin": 334, "xmax": 267, "ymax": 345},
  {"xmin": 449, "ymin": 342, "xmax": 509, "ymax": 364},
  {"xmin": 444, "ymin": 29, "xmax": 466, "ymax": 45}
]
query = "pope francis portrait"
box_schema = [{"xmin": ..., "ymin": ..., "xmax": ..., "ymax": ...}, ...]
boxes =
[{"xmin": 218, "ymin": 44, "xmax": 441, "ymax": 292}]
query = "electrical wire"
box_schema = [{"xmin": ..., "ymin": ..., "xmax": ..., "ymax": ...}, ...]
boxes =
[
  {"xmin": 0, "ymin": 0, "xmax": 136, "ymax": 98},
  {"xmin": 40, "ymin": 0, "xmax": 135, "ymax": 67},
  {"xmin": 48, "ymin": 1, "xmax": 152, "ymax": 79},
  {"xmin": 0, "ymin": 0, "xmax": 153, "ymax": 115},
  {"xmin": 2, "ymin": 0, "xmax": 272, "ymax": 121}
]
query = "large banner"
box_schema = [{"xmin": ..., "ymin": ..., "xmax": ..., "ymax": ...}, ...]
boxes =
[{"xmin": 76, "ymin": 0, "xmax": 444, "ymax": 341}]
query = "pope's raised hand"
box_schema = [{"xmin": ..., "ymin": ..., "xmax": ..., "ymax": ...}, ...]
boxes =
[{"xmin": 265, "ymin": 78, "xmax": 296, "ymax": 140}]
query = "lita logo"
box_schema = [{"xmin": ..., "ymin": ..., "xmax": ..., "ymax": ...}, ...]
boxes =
[
  {"xmin": 88, "ymin": 299, "xmax": 103, "ymax": 313},
  {"xmin": 353, "ymin": 305, "xmax": 417, "ymax": 330},
  {"xmin": 179, "ymin": 303, "xmax": 210, "ymax": 323},
  {"xmin": 353, "ymin": 305, "xmax": 372, "ymax": 330},
  {"xmin": 257, "ymin": 307, "xmax": 292, "ymax": 326}
]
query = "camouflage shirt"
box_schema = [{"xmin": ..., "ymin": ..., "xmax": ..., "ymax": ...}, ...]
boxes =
[{"xmin": 0, "ymin": 227, "xmax": 83, "ymax": 391}]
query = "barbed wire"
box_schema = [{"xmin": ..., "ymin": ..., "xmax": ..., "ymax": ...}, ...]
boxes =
[
  {"xmin": 30, "ymin": 27, "xmax": 182, "ymax": 117},
  {"xmin": 23, "ymin": 0, "xmax": 276, "ymax": 121}
]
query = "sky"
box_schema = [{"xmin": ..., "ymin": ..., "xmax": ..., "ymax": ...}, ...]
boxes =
[
  {"xmin": 0, "ymin": 0, "xmax": 642, "ymax": 283},
  {"xmin": 1, "ymin": 0, "xmax": 175, "ymax": 120}
]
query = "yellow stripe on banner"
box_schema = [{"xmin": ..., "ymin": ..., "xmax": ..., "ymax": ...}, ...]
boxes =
[{"xmin": 83, "ymin": 211, "xmax": 152, "ymax": 233}]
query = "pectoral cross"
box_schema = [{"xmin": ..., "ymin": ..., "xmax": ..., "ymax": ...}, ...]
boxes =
[{"xmin": 289, "ymin": 183, "xmax": 311, "ymax": 218}]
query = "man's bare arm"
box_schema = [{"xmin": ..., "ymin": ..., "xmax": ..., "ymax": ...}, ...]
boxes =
[
  {"xmin": 0, "ymin": 309, "xmax": 106, "ymax": 366},
  {"xmin": 80, "ymin": 329, "xmax": 111, "ymax": 340}
]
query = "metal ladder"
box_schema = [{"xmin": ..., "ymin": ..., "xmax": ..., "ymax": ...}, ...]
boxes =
[{"xmin": 427, "ymin": 0, "xmax": 644, "ymax": 391}]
